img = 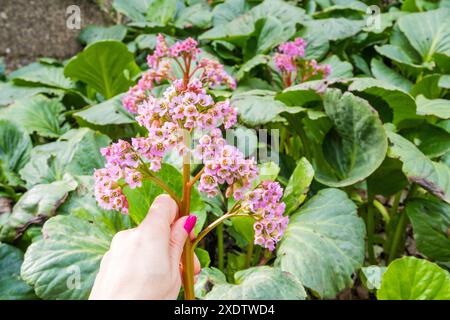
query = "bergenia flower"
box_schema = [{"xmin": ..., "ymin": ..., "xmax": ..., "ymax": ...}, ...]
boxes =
[
  {"xmin": 95, "ymin": 34, "xmax": 289, "ymax": 253},
  {"xmin": 273, "ymin": 37, "xmax": 331, "ymax": 87},
  {"xmin": 243, "ymin": 181, "xmax": 288, "ymax": 251},
  {"xmin": 122, "ymin": 34, "xmax": 235, "ymax": 114}
]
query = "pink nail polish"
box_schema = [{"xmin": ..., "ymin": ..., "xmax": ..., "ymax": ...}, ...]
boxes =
[{"xmin": 184, "ymin": 215, "xmax": 197, "ymax": 234}]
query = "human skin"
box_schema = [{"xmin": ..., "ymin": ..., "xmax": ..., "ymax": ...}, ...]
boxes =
[{"xmin": 89, "ymin": 194, "xmax": 200, "ymax": 300}]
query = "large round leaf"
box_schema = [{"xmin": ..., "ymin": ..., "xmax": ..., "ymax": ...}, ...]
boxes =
[
  {"xmin": 64, "ymin": 41, "xmax": 140, "ymax": 99},
  {"xmin": 406, "ymin": 198, "xmax": 450, "ymax": 264},
  {"xmin": 0, "ymin": 243, "xmax": 36, "ymax": 299},
  {"xmin": 305, "ymin": 89, "xmax": 387, "ymax": 187},
  {"xmin": 386, "ymin": 130, "xmax": 450, "ymax": 203},
  {"xmin": 275, "ymin": 188, "xmax": 366, "ymax": 298},
  {"xmin": 21, "ymin": 210, "xmax": 131, "ymax": 299},
  {"xmin": 19, "ymin": 128, "xmax": 110, "ymax": 188},
  {"xmin": 416, "ymin": 95, "xmax": 450, "ymax": 119},
  {"xmin": 231, "ymin": 90, "xmax": 301, "ymax": 126},
  {"xmin": 0, "ymin": 120, "xmax": 32, "ymax": 186},
  {"xmin": 0, "ymin": 176, "xmax": 78, "ymax": 242},
  {"xmin": 0, "ymin": 95, "xmax": 68, "ymax": 138},
  {"xmin": 397, "ymin": 8, "xmax": 450, "ymax": 63},
  {"xmin": 377, "ymin": 256, "xmax": 450, "ymax": 300},
  {"xmin": 204, "ymin": 266, "xmax": 306, "ymax": 300}
]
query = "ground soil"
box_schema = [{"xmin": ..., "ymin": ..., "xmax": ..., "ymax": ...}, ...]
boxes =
[{"xmin": 0, "ymin": 0, "xmax": 113, "ymax": 72}]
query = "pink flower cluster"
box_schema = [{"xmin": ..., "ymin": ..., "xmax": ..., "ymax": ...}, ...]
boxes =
[
  {"xmin": 196, "ymin": 129, "xmax": 258, "ymax": 199},
  {"xmin": 244, "ymin": 181, "xmax": 288, "ymax": 251},
  {"xmin": 273, "ymin": 37, "xmax": 331, "ymax": 87},
  {"xmin": 122, "ymin": 34, "xmax": 235, "ymax": 114},
  {"xmin": 94, "ymin": 140, "xmax": 143, "ymax": 214}
]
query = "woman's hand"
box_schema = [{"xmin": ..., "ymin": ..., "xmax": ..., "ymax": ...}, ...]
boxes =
[{"xmin": 89, "ymin": 194, "xmax": 200, "ymax": 300}]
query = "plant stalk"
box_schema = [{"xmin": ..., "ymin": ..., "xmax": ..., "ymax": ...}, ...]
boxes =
[
  {"xmin": 217, "ymin": 224, "xmax": 224, "ymax": 270},
  {"xmin": 367, "ymin": 191, "xmax": 376, "ymax": 264}
]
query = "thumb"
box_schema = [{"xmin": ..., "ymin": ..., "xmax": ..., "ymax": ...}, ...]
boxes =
[{"xmin": 169, "ymin": 215, "xmax": 197, "ymax": 266}]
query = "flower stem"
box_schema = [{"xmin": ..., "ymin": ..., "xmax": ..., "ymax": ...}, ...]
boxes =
[
  {"xmin": 217, "ymin": 223, "xmax": 224, "ymax": 270},
  {"xmin": 245, "ymin": 240, "xmax": 254, "ymax": 268},
  {"xmin": 367, "ymin": 191, "xmax": 376, "ymax": 264},
  {"xmin": 181, "ymin": 161, "xmax": 195, "ymax": 300}
]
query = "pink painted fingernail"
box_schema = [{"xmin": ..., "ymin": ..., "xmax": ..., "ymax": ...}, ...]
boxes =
[{"xmin": 184, "ymin": 215, "xmax": 197, "ymax": 234}]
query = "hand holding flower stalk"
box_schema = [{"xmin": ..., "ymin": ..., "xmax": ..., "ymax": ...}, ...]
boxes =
[
  {"xmin": 94, "ymin": 34, "xmax": 288, "ymax": 300},
  {"xmin": 273, "ymin": 37, "xmax": 332, "ymax": 87}
]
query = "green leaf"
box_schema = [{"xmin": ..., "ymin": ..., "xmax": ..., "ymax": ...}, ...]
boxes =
[
  {"xmin": 397, "ymin": 8, "xmax": 450, "ymax": 63},
  {"xmin": 321, "ymin": 55, "xmax": 353, "ymax": 79},
  {"xmin": 402, "ymin": 123, "xmax": 450, "ymax": 158},
  {"xmin": 282, "ymin": 157, "xmax": 314, "ymax": 214},
  {"xmin": 10, "ymin": 64, "xmax": 76, "ymax": 90},
  {"xmin": 416, "ymin": 94, "xmax": 450, "ymax": 119},
  {"xmin": 194, "ymin": 267, "xmax": 227, "ymax": 299},
  {"xmin": 367, "ymin": 158, "xmax": 408, "ymax": 197},
  {"xmin": 200, "ymin": 0, "xmax": 307, "ymax": 44},
  {"xmin": 21, "ymin": 210, "xmax": 130, "ymax": 299},
  {"xmin": 386, "ymin": 130, "xmax": 450, "ymax": 203},
  {"xmin": 406, "ymin": 198, "xmax": 450, "ymax": 264},
  {"xmin": 204, "ymin": 266, "xmax": 306, "ymax": 300},
  {"xmin": 146, "ymin": 0, "xmax": 177, "ymax": 25},
  {"xmin": 0, "ymin": 243, "xmax": 36, "ymax": 299},
  {"xmin": 79, "ymin": 25, "xmax": 127, "ymax": 45},
  {"xmin": 175, "ymin": 3, "xmax": 213, "ymax": 29},
  {"xmin": 64, "ymin": 41, "xmax": 140, "ymax": 99},
  {"xmin": 211, "ymin": 0, "xmax": 249, "ymax": 26},
  {"xmin": 195, "ymin": 248, "xmax": 211, "ymax": 268},
  {"xmin": 19, "ymin": 128, "xmax": 110, "ymax": 188},
  {"xmin": 275, "ymin": 79, "xmax": 325, "ymax": 107},
  {"xmin": 360, "ymin": 266, "xmax": 386, "ymax": 291},
  {"xmin": 377, "ymin": 256, "xmax": 450, "ymax": 300},
  {"xmin": 231, "ymin": 90, "xmax": 301, "ymax": 126},
  {"xmin": 302, "ymin": 18, "xmax": 364, "ymax": 42},
  {"xmin": 0, "ymin": 120, "xmax": 32, "ymax": 186},
  {"xmin": 236, "ymin": 55, "xmax": 270, "ymax": 81},
  {"xmin": 370, "ymin": 59, "xmax": 413, "ymax": 92},
  {"xmin": 0, "ymin": 82, "xmax": 63, "ymax": 107},
  {"xmin": 349, "ymin": 77, "xmax": 418, "ymax": 126},
  {"xmin": 306, "ymin": 89, "xmax": 388, "ymax": 187},
  {"xmin": 113, "ymin": 0, "xmax": 151, "ymax": 22},
  {"xmin": 276, "ymin": 188, "xmax": 365, "ymax": 298},
  {"xmin": 123, "ymin": 164, "xmax": 205, "ymax": 234},
  {"xmin": 0, "ymin": 176, "xmax": 78, "ymax": 242},
  {"xmin": 0, "ymin": 95, "xmax": 67, "ymax": 138}
]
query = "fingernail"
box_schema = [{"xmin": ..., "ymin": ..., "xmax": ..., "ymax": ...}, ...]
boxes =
[{"xmin": 184, "ymin": 215, "xmax": 197, "ymax": 234}]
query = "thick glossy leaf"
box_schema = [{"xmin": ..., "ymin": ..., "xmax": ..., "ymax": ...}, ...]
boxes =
[
  {"xmin": 377, "ymin": 256, "xmax": 450, "ymax": 300},
  {"xmin": 397, "ymin": 8, "xmax": 450, "ymax": 62},
  {"xmin": 302, "ymin": 18, "xmax": 364, "ymax": 42},
  {"xmin": 306, "ymin": 89, "xmax": 387, "ymax": 187},
  {"xmin": 402, "ymin": 123, "xmax": 450, "ymax": 158},
  {"xmin": 21, "ymin": 210, "xmax": 131, "ymax": 299},
  {"xmin": 0, "ymin": 82, "xmax": 63, "ymax": 107},
  {"xmin": 416, "ymin": 95, "xmax": 450, "ymax": 119},
  {"xmin": 146, "ymin": 0, "xmax": 177, "ymax": 25},
  {"xmin": 275, "ymin": 79, "xmax": 326, "ymax": 106},
  {"xmin": 282, "ymin": 157, "xmax": 314, "ymax": 214},
  {"xmin": 79, "ymin": 25, "xmax": 127, "ymax": 45},
  {"xmin": 367, "ymin": 158, "xmax": 408, "ymax": 197},
  {"xmin": 321, "ymin": 55, "xmax": 353, "ymax": 79},
  {"xmin": 235, "ymin": 55, "xmax": 270, "ymax": 81},
  {"xmin": 10, "ymin": 64, "xmax": 75, "ymax": 90},
  {"xmin": 406, "ymin": 198, "xmax": 450, "ymax": 264},
  {"xmin": 0, "ymin": 95, "xmax": 67, "ymax": 138},
  {"xmin": 123, "ymin": 164, "xmax": 205, "ymax": 234},
  {"xmin": 231, "ymin": 90, "xmax": 301, "ymax": 126},
  {"xmin": 276, "ymin": 188, "xmax": 366, "ymax": 298},
  {"xmin": 0, "ymin": 176, "xmax": 78, "ymax": 242},
  {"xmin": 64, "ymin": 41, "xmax": 140, "ymax": 99},
  {"xmin": 204, "ymin": 266, "xmax": 306, "ymax": 300},
  {"xmin": 211, "ymin": 0, "xmax": 249, "ymax": 26},
  {"xmin": 195, "ymin": 267, "xmax": 227, "ymax": 299},
  {"xmin": 113, "ymin": 0, "xmax": 151, "ymax": 22},
  {"xmin": 349, "ymin": 78, "xmax": 418, "ymax": 125},
  {"xmin": 360, "ymin": 266, "xmax": 386, "ymax": 291},
  {"xmin": 0, "ymin": 243, "xmax": 36, "ymax": 299},
  {"xmin": 19, "ymin": 129, "xmax": 110, "ymax": 188},
  {"xmin": 370, "ymin": 59, "xmax": 413, "ymax": 92},
  {"xmin": 175, "ymin": 3, "xmax": 213, "ymax": 29},
  {"xmin": 386, "ymin": 131, "xmax": 450, "ymax": 203},
  {"xmin": 0, "ymin": 120, "xmax": 32, "ymax": 186},
  {"xmin": 200, "ymin": 0, "xmax": 307, "ymax": 43}
]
